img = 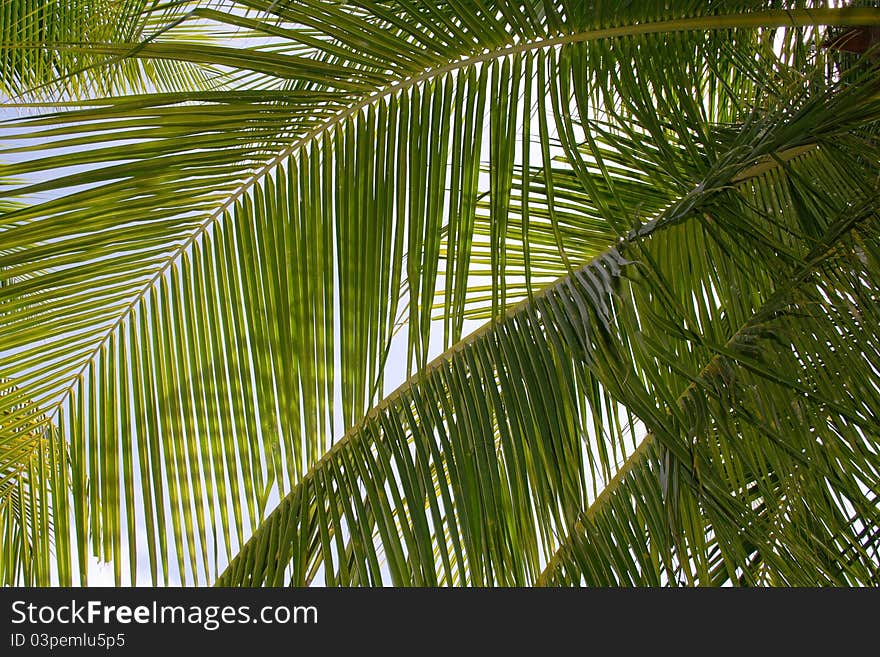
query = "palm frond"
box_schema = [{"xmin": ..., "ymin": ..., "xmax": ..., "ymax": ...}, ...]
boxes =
[
  {"xmin": 219, "ymin": 69, "xmax": 880, "ymax": 585},
  {"xmin": 2, "ymin": 0, "xmax": 879, "ymax": 585},
  {"xmin": 0, "ymin": 382, "xmax": 69, "ymax": 585},
  {"xmin": 0, "ymin": 1, "xmax": 218, "ymax": 101}
]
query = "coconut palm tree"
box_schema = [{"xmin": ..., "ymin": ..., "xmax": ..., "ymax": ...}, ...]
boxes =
[{"xmin": 1, "ymin": 0, "xmax": 879, "ymax": 587}]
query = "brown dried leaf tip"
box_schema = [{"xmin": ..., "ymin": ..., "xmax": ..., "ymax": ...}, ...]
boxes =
[{"xmin": 822, "ymin": 26, "xmax": 880, "ymax": 56}]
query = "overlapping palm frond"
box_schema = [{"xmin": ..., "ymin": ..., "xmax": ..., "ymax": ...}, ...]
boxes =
[
  {"xmin": 1, "ymin": 1, "xmax": 879, "ymax": 586},
  {"xmin": 0, "ymin": 382, "xmax": 68, "ymax": 586},
  {"xmin": 218, "ymin": 65, "xmax": 880, "ymax": 584},
  {"xmin": 0, "ymin": 0, "xmax": 218, "ymax": 101}
]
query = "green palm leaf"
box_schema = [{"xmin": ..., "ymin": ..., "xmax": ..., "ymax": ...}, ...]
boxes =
[
  {"xmin": 1, "ymin": 0, "xmax": 879, "ymax": 585},
  {"xmin": 218, "ymin": 69, "xmax": 880, "ymax": 584},
  {"xmin": 0, "ymin": 0, "xmax": 217, "ymax": 101}
]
